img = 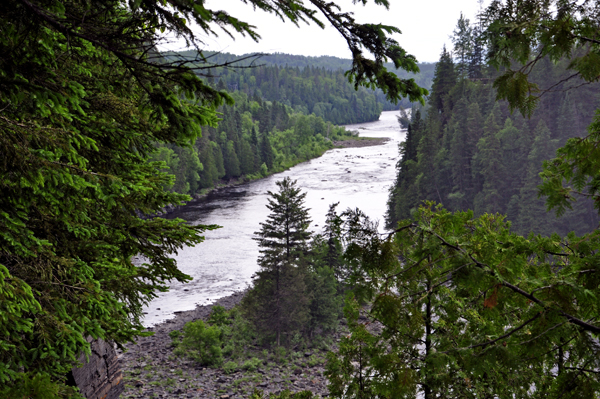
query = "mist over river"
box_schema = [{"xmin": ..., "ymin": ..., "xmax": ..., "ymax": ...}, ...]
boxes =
[{"xmin": 142, "ymin": 110, "xmax": 406, "ymax": 326}]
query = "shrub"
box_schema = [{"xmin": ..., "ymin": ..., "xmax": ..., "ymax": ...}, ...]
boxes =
[
  {"xmin": 242, "ymin": 357, "xmax": 262, "ymax": 372},
  {"xmin": 307, "ymin": 354, "xmax": 322, "ymax": 367},
  {"xmin": 250, "ymin": 389, "xmax": 314, "ymax": 399},
  {"xmin": 208, "ymin": 305, "xmax": 229, "ymax": 326},
  {"xmin": 223, "ymin": 361, "xmax": 238, "ymax": 374},
  {"xmin": 168, "ymin": 329, "xmax": 182, "ymax": 347},
  {"xmin": 175, "ymin": 320, "xmax": 223, "ymax": 366}
]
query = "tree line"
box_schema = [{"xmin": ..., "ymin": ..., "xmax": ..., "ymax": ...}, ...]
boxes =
[{"xmin": 213, "ymin": 64, "xmax": 385, "ymax": 124}]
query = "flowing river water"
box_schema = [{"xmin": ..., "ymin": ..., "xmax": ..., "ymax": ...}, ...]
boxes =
[{"xmin": 142, "ymin": 110, "xmax": 406, "ymax": 326}]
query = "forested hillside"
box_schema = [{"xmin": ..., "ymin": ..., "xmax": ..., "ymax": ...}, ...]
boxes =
[
  {"xmin": 149, "ymin": 50, "xmax": 435, "ymax": 194},
  {"xmin": 150, "ymin": 91, "xmax": 352, "ymax": 194},
  {"xmin": 214, "ymin": 65, "xmax": 383, "ymax": 124},
  {"xmin": 153, "ymin": 49, "xmax": 432, "ymax": 196},
  {"xmin": 387, "ymin": 26, "xmax": 600, "ymax": 237},
  {"xmin": 175, "ymin": 51, "xmax": 435, "ymax": 120}
]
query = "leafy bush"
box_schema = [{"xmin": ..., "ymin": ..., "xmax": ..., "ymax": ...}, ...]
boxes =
[
  {"xmin": 168, "ymin": 329, "xmax": 182, "ymax": 347},
  {"xmin": 307, "ymin": 354, "xmax": 322, "ymax": 367},
  {"xmin": 174, "ymin": 320, "xmax": 224, "ymax": 366},
  {"xmin": 274, "ymin": 346, "xmax": 287, "ymax": 363},
  {"xmin": 242, "ymin": 357, "xmax": 262, "ymax": 372},
  {"xmin": 208, "ymin": 305, "xmax": 229, "ymax": 326},
  {"xmin": 223, "ymin": 361, "xmax": 238, "ymax": 374},
  {"xmin": 250, "ymin": 389, "xmax": 313, "ymax": 399},
  {"xmin": 223, "ymin": 307, "xmax": 256, "ymax": 359},
  {"xmin": 174, "ymin": 305, "xmax": 257, "ymax": 367}
]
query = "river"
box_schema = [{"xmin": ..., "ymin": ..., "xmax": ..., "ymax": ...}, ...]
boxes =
[{"xmin": 142, "ymin": 110, "xmax": 406, "ymax": 326}]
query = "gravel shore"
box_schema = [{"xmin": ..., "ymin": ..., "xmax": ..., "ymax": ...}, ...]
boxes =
[
  {"xmin": 119, "ymin": 291, "xmax": 339, "ymax": 398},
  {"xmin": 332, "ymin": 137, "xmax": 390, "ymax": 148}
]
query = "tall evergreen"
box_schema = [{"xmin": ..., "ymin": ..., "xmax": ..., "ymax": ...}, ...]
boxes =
[
  {"xmin": 429, "ymin": 46, "xmax": 457, "ymax": 122},
  {"xmin": 242, "ymin": 178, "xmax": 312, "ymax": 346},
  {"xmin": 260, "ymin": 132, "xmax": 275, "ymax": 171},
  {"xmin": 516, "ymin": 120, "xmax": 558, "ymax": 234}
]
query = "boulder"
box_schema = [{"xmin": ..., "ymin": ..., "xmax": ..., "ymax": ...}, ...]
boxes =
[{"xmin": 68, "ymin": 338, "xmax": 123, "ymax": 399}]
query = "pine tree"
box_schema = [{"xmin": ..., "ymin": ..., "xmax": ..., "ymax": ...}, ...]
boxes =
[
  {"xmin": 452, "ymin": 13, "xmax": 473, "ymax": 78},
  {"xmin": 516, "ymin": 120, "xmax": 559, "ymax": 235},
  {"xmin": 429, "ymin": 46, "xmax": 458, "ymax": 122},
  {"xmin": 260, "ymin": 132, "xmax": 275, "ymax": 170},
  {"xmin": 473, "ymin": 110, "xmax": 504, "ymax": 215},
  {"xmin": 323, "ymin": 202, "xmax": 344, "ymax": 282},
  {"xmin": 242, "ymin": 177, "xmax": 312, "ymax": 346},
  {"xmin": 223, "ymin": 140, "xmax": 241, "ymax": 179}
]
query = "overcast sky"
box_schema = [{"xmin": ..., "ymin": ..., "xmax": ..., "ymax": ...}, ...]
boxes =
[{"xmin": 171, "ymin": 0, "xmax": 489, "ymax": 63}]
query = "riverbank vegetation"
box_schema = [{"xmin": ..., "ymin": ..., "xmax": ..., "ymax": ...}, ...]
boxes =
[
  {"xmin": 170, "ymin": 178, "xmax": 346, "ymax": 359},
  {"xmin": 149, "ymin": 91, "xmax": 356, "ymax": 196}
]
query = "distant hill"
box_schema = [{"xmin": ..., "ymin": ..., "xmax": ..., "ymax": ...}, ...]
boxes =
[{"xmin": 182, "ymin": 51, "xmax": 435, "ymax": 89}]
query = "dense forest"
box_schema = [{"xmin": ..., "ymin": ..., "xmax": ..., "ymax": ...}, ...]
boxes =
[
  {"xmin": 1, "ymin": 0, "xmax": 430, "ymax": 395},
  {"xmin": 212, "ymin": 64, "xmax": 384, "ymax": 124},
  {"xmin": 176, "ymin": 51, "xmax": 435, "ymax": 119},
  {"xmin": 150, "ymin": 91, "xmax": 353, "ymax": 195},
  {"xmin": 387, "ymin": 31, "xmax": 600, "ymax": 237}
]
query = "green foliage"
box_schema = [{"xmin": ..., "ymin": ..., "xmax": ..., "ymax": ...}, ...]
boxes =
[
  {"xmin": 222, "ymin": 360, "xmax": 238, "ymax": 374},
  {"xmin": 243, "ymin": 178, "xmax": 312, "ymax": 346},
  {"xmin": 208, "ymin": 305, "xmax": 229, "ymax": 327},
  {"xmin": 540, "ymin": 111, "xmax": 600, "ymax": 216},
  {"xmin": 0, "ymin": 373, "xmax": 82, "ymax": 399},
  {"xmin": 250, "ymin": 389, "xmax": 314, "ymax": 399},
  {"xmin": 329, "ymin": 203, "xmax": 600, "ymax": 398},
  {"xmin": 1, "ymin": 0, "xmax": 224, "ymax": 392},
  {"xmin": 242, "ymin": 357, "xmax": 262, "ymax": 372},
  {"xmin": 1, "ymin": 0, "xmax": 428, "ymax": 393},
  {"xmin": 483, "ymin": 0, "xmax": 600, "ymax": 117},
  {"xmin": 175, "ymin": 320, "xmax": 224, "ymax": 367},
  {"xmin": 386, "ymin": 34, "xmax": 600, "ymax": 237},
  {"xmin": 209, "ymin": 63, "xmax": 385, "ymax": 124},
  {"xmin": 374, "ymin": 4, "xmax": 600, "ymax": 398}
]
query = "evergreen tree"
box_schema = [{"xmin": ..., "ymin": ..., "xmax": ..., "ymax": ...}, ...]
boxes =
[
  {"xmin": 452, "ymin": 13, "xmax": 473, "ymax": 78},
  {"xmin": 260, "ymin": 132, "xmax": 275, "ymax": 170},
  {"xmin": 243, "ymin": 178, "xmax": 312, "ymax": 346},
  {"xmin": 473, "ymin": 110, "xmax": 504, "ymax": 215},
  {"xmin": 515, "ymin": 120, "xmax": 559, "ymax": 234},
  {"xmin": 429, "ymin": 46, "xmax": 457, "ymax": 122},
  {"xmin": 386, "ymin": 110, "xmax": 424, "ymax": 226},
  {"xmin": 223, "ymin": 140, "xmax": 241, "ymax": 179},
  {"xmin": 306, "ymin": 265, "xmax": 340, "ymax": 338},
  {"xmin": 198, "ymin": 138, "xmax": 219, "ymax": 189}
]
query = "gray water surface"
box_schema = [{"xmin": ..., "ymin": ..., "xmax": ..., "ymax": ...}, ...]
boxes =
[{"xmin": 142, "ymin": 110, "xmax": 405, "ymax": 326}]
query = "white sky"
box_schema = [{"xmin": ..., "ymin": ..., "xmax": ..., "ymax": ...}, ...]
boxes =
[{"xmin": 171, "ymin": 0, "xmax": 489, "ymax": 63}]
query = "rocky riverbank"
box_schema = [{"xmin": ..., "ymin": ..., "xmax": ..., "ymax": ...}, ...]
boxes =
[
  {"xmin": 148, "ymin": 136, "xmax": 389, "ymax": 218},
  {"xmin": 119, "ymin": 292, "xmax": 345, "ymax": 398},
  {"xmin": 332, "ymin": 137, "xmax": 390, "ymax": 148}
]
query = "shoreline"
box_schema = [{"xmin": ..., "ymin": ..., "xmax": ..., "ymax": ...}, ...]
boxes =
[
  {"xmin": 119, "ymin": 290, "xmax": 336, "ymax": 398},
  {"xmin": 156, "ymin": 136, "xmax": 390, "ymax": 217}
]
